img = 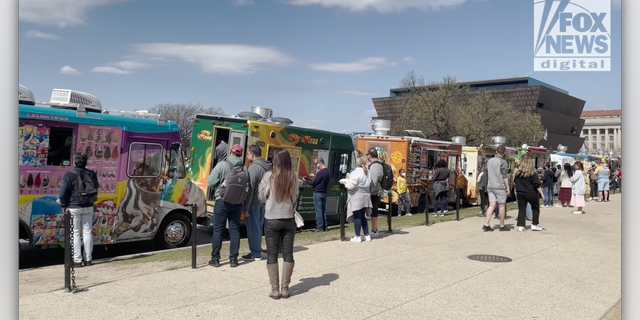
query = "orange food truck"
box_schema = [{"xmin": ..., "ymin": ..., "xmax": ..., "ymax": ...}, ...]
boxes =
[{"xmin": 354, "ymin": 121, "xmax": 468, "ymax": 215}]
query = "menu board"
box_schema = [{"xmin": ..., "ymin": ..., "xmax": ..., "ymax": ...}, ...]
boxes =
[
  {"xmin": 77, "ymin": 124, "xmax": 123, "ymax": 194},
  {"xmin": 19, "ymin": 124, "xmax": 50, "ymax": 167}
]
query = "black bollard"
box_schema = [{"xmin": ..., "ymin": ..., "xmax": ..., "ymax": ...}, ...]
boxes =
[
  {"xmin": 64, "ymin": 211, "xmax": 71, "ymax": 292},
  {"xmin": 190, "ymin": 204, "xmax": 198, "ymax": 269},
  {"xmin": 339, "ymin": 193, "xmax": 349, "ymax": 241},
  {"xmin": 386, "ymin": 193, "xmax": 392, "ymax": 233},
  {"xmin": 456, "ymin": 192, "xmax": 461, "ymax": 221}
]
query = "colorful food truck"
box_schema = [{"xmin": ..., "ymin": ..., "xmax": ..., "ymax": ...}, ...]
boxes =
[
  {"xmin": 187, "ymin": 107, "xmax": 354, "ymax": 224},
  {"xmin": 517, "ymin": 145, "xmax": 551, "ymax": 169},
  {"xmin": 461, "ymin": 139, "xmax": 519, "ymax": 206},
  {"xmin": 353, "ymin": 122, "xmax": 468, "ymax": 214},
  {"xmin": 18, "ymin": 86, "xmax": 206, "ymax": 252}
]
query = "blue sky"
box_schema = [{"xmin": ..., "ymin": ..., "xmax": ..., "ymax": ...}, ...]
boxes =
[{"xmin": 19, "ymin": 0, "xmax": 622, "ymax": 134}]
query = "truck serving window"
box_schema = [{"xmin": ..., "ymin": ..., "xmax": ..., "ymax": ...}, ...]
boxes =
[
  {"xmin": 47, "ymin": 127, "xmax": 73, "ymax": 166},
  {"xmin": 168, "ymin": 143, "xmax": 186, "ymax": 179},
  {"xmin": 127, "ymin": 142, "xmax": 164, "ymax": 178}
]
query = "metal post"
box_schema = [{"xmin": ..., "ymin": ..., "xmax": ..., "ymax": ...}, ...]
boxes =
[
  {"xmin": 425, "ymin": 189, "xmax": 430, "ymax": 226},
  {"xmin": 386, "ymin": 192, "xmax": 392, "ymax": 233},
  {"xmin": 64, "ymin": 211, "xmax": 71, "ymax": 292},
  {"xmin": 339, "ymin": 191, "xmax": 349, "ymax": 241},
  {"xmin": 455, "ymin": 191, "xmax": 461, "ymax": 221},
  {"xmin": 190, "ymin": 204, "xmax": 198, "ymax": 269}
]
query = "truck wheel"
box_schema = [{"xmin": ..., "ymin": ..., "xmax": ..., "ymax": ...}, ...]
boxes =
[{"xmin": 155, "ymin": 213, "xmax": 192, "ymax": 249}]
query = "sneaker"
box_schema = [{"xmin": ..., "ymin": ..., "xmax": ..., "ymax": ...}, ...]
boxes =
[
  {"xmin": 482, "ymin": 225, "xmax": 494, "ymax": 232},
  {"xmin": 572, "ymin": 210, "xmax": 583, "ymax": 214},
  {"xmin": 253, "ymin": 256, "xmax": 262, "ymax": 261},
  {"xmin": 443, "ymin": 210, "xmax": 448, "ymax": 213},
  {"xmin": 241, "ymin": 253, "xmax": 253, "ymax": 261},
  {"xmin": 439, "ymin": 213, "xmax": 444, "ymax": 217},
  {"xmin": 350, "ymin": 236, "xmax": 362, "ymax": 243},
  {"xmin": 518, "ymin": 226, "xmax": 525, "ymax": 232},
  {"xmin": 531, "ymin": 224, "xmax": 544, "ymax": 231},
  {"xmin": 406, "ymin": 213, "xmax": 413, "ymax": 216},
  {"xmin": 370, "ymin": 231, "xmax": 380, "ymax": 238},
  {"xmin": 364, "ymin": 235, "xmax": 372, "ymax": 242},
  {"xmin": 83, "ymin": 260, "xmax": 92, "ymax": 267},
  {"xmin": 498, "ymin": 226, "xmax": 510, "ymax": 232},
  {"xmin": 229, "ymin": 259, "xmax": 239, "ymax": 268},
  {"xmin": 209, "ymin": 259, "xmax": 221, "ymax": 268}
]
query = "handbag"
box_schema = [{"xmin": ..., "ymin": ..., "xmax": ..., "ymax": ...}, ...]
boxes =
[{"xmin": 290, "ymin": 198, "xmax": 304, "ymax": 228}]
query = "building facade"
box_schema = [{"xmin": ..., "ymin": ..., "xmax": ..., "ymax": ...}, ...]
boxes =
[
  {"xmin": 579, "ymin": 110, "xmax": 622, "ymax": 156},
  {"xmin": 371, "ymin": 77, "xmax": 587, "ymax": 153}
]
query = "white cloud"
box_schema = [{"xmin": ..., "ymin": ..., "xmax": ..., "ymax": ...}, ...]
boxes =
[
  {"xmin": 310, "ymin": 57, "xmax": 397, "ymax": 72},
  {"xmin": 60, "ymin": 66, "xmax": 81, "ymax": 75},
  {"xmin": 335, "ymin": 90, "xmax": 380, "ymax": 96},
  {"xmin": 361, "ymin": 109, "xmax": 378, "ymax": 116},
  {"xmin": 132, "ymin": 43, "xmax": 294, "ymax": 75},
  {"xmin": 24, "ymin": 30, "xmax": 59, "ymax": 39},
  {"xmin": 231, "ymin": 0, "xmax": 255, "ymax": 5},
  {"xmin": 91, "ymin": 66, "xmax": 131, "ymax": 74},
  {"xmin": 286, "ymin": 0, "xmax": 468, "ymax": 13},
  {"xmin": 111, "ymin": 61, "xmax": 152, "ymax": 69},
  {"xmin": 19, "ymin": 0, "xmax": 131, "ymax": 28}
]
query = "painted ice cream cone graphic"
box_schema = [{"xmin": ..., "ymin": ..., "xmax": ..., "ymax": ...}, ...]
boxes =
[
  {"xmin": 27, "ymin": 173, "xmax": 33, "ymax": 194},
  {"xmin": 34, "ymin": 173, "xmax": 41, "ymax": 194},
  {"xmin": 19, "ymin": 174, "xmax": 26, "ymax": 194},
  {"xmin": 42, "ymin": 174, "xmax": 49, "ymax": 193}
]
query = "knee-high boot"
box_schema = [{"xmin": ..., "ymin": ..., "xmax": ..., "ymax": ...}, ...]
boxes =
[
  {"xmin": 281, "ymin": 262, "xmax": 294, "ymax": 299},
  {"xmin": 267, "ymin": 263, "xmax": 281, "ymax": 299}
]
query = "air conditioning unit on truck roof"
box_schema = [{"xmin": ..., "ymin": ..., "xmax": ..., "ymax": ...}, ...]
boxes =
[
  {"xmin": 19, "ymin": 84, "xmax": 36, "ymax": 105},
  {"xmin": 49, "ymin": 88, "xmax": 103, "ymax": 113}
]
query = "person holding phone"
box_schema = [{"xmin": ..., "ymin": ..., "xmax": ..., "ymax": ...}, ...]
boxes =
[{"xmin": 304, "ymin": 158, "xmax": 330, "ymax": 232}]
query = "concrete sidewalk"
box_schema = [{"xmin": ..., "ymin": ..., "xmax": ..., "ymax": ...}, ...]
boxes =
[{"xmin": 19, "ymin": 195, "xmax": 622, "ymax": 320}]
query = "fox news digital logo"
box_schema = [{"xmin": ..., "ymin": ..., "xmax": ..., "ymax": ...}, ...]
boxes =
[{"xmin": 534, "ymin": 0, "xmax": 611, "ymax": 71}]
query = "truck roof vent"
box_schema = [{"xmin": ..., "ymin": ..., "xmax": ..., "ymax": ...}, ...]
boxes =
[
  {"xmin": 271, "ymin": 117, "xmax": 294, "ymax": 127},
  {"xmin": 49, "ymin": 88, "xmax": 102, "ymax": 112},
  {"xmin": 451, "ymin": 136, "xmax": 467, "ymax": 145},
  {"xmin": 237, "ymin": 111, "xmax": 263, "ymax": 121},
  {"xmin": 490, "ymin": 136, "xmax": 507, "ymax": 145},
  {"xmin": 371, "ymin": 119, "xmax": 391, "ymax": 136},
  {"xmin": 19, "ymin": 84, "xmax": 36, "ymax": 105}
]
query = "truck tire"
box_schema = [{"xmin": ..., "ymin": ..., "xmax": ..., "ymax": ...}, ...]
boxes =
[{"xmin": 155, "ymin": 213, "xmax": 192, "ymax": 249}]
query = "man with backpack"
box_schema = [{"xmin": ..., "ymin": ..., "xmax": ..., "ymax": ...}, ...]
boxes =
[
  {"xmin": 242, "ymin": 144, "xmax": 271, "ymax": 261},
  {"xmin": 57, "ymin": 152, "xmax": 99, "ymax": 267},
  {"xmin": 366, "ymin": 148, "xmax": 393, "ymax": 238},
  {"xmin": 207, "ymin": 144, "xmax": 252, "ymax": 268}
]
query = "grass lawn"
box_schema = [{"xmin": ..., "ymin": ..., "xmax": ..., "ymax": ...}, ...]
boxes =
[{"xmin": 113, "ymin": 202, "xmax": 519, "ymax": 266}]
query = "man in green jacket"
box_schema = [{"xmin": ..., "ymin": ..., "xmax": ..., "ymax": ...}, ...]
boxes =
[{"xmin": 207, "ymin": 144, "xmax": 252, "ymax": 268}]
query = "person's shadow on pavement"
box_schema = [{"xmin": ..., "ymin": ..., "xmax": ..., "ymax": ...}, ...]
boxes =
[{"xmin": 290, "ymin": 273, "xmax": 339, "ymax": 296}]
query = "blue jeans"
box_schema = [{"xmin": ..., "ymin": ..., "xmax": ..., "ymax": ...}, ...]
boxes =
[
  {"xmin": 313, "ymin": 193, "xmax": 327, "ymax": 231},
  {"xmin": 245, "ymin": 203, "xmax": 265, "ymax": 258},
  {"xmin": 543, "ymin": 186, "xmax": 554, "ymax": 206},
  {"xmin": 433, "ymin": 192, "xmax": 447, "ymax": 214},
  {"xmin": 352, "ymin": 208, "xmax": 369, "ymax": 236},
  {"xmin": 397, "ymin": 192, "xmax": 411, "ymax": 215},
  {"xmin": 210, "ymin": 199, "xmax": 242, "ymax": 261}
]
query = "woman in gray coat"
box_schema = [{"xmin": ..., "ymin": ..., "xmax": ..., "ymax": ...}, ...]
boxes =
[{"xmin": 340, "ymin": 156, "xmax": 373, "ymax": 243}]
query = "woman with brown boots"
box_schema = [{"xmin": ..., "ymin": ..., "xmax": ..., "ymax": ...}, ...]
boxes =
[{"xmin": 259, "ymin": 148, "xmax": 299, "ymax": 299}]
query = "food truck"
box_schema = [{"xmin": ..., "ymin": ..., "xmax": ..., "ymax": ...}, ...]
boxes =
[
  {"xmin": 353, "ymin": 121, "xmax": 468, "ymax": 214},
  {"xmin": 188, "ymin": 107, "xmax": 354, "ymax": 224},
  {"xmin": 461, "ymin": 137, "xmax": 519, "ymax": 206},
  {"xmin": 18, "ymin": 85, "xmax": 207, "ymax": 252},
  {"xmin": 517, "ymin": 145, "xmax": 551, "ymax": 168}
]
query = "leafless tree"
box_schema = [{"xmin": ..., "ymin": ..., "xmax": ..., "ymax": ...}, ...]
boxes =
[
  {"xmin": 149, "ymin": 103, "xmax": 226, "ymax": 151},
  {"xmin": 399, "ymin": 70, "xmax": 426, "ymax": 88}
]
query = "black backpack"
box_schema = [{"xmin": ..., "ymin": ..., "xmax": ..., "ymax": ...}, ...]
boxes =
[
  {"xmin": 219, "ymin": 160, "xmax": 250, "ymax": 205},
  {"xmin": 372, "ymin": 160, "xmax": 394, "ymax": 191},
  {"xmin": 72, "ymin": 169, "xmax": 98, "ymax": 206}
]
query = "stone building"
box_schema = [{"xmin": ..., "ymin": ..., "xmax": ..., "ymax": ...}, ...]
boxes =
[
  {"xmin": 578, "ymin": 110, "xmax": 622, "ymax": 156},
  {"xmin": 371, "ymin": 76, "xmax": 587, "ymax": 153}
]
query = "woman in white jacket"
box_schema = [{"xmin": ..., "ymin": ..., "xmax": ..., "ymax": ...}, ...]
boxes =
[
  {"xmin": 340, "ymin": 156, "xmax": 373, "ymax": 243},
  {"xmin": 570, "ymin": 161, "xmax": 587, "ymax": 214},
  {"xmin": 558, "ymin": 163, "xmax": 574, "ymax": 207}
]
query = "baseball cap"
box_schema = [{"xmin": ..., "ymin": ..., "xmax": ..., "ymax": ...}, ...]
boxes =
[{"xmin": 230, "ymin": 144, "xmax": 243, "ymax": 154}]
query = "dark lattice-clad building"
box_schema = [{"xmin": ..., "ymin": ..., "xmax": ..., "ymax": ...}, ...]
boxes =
[{"xmin": 371, "ymin": 77, "xmax": 586, "ymax": 153}]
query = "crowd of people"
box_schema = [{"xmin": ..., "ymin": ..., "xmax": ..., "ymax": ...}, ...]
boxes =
[{"xmin": 204, "ymin": 142, "xmax": 621, "ymax": 299}]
